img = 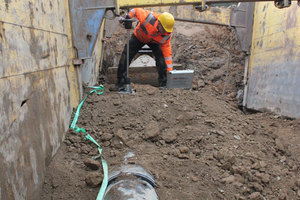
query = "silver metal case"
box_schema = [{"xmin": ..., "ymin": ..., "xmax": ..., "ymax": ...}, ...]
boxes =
[{"xmin": 167, "ymin": 70, "xmax": 194, "ymax": 89}]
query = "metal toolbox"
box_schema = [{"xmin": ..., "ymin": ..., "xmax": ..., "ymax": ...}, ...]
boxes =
[{"xmin": 167, "ymin": 70, "xmax": 194, "ymax": 89}]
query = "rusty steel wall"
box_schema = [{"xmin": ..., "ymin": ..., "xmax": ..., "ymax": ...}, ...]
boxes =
[
  {"xmin": 0, "ymin": 0, "xmax": 80, "ymax": 199},
  {"xmin": 245, "ymin": 2, "xmax": 300, "ymax": 118}
]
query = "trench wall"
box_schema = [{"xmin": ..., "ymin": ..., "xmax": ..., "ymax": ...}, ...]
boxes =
[
  {"xmin": 0, "ymin": 0, "xmax": 81, "ymax": 199},
  {"xmin": 246, "ymin": 2, "xmax": 300, "ymax": 118}
]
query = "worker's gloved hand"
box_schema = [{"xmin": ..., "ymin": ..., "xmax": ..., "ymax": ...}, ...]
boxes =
[
  {"xmin": 119, "ymin": 14, "xmax": 130, "ymax": 24},
  {"xmin": 119, "ymin": 16, "xmax": 126, "ymax": 24}
]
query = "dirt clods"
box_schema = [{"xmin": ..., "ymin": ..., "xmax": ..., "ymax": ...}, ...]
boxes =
[{"xmin": 41, "ymin": 22, "xmax": 300, "ymax": 200}]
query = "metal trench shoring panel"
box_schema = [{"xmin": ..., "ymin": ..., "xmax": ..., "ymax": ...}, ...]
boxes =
[
  {"xmin": 230, "ymin": 2, "xmax": 255, "ymax": 53},
  {"xmin": 70, "ymin": 0, "xmax": 110, "ymax": 59}
]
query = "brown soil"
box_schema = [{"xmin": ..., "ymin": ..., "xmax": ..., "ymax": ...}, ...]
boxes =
[{"xmin": 41, "ymin": 22, "xmax": 300, "ymax": 200}]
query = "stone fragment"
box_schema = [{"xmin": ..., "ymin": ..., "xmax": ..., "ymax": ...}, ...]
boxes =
[
  {"xmin": 146, "ymin": 87, "xmax": 156, "ymax": 95},
  {"xmin": 275, "ymin": 138, "xmax": 286, "ymax": 153},
  {"xmin": 249, "ymin": 182, "xmax": 263, "ymax": 192},
  {"xmin": 179, "ymin": 146, "xmax": 189, "ymax": 154},
  {"xmin": 115, "ymin": 129, "xmax": 129, "ymax": 144},
  {"xmin": 161, "ymin": 129, "xmax": 177, "ymax": 143},
  {"xmin": 64, "ymin": 140, "xmax": 72, "ymax": 146},
  {"xmin": 81, "ymin": 145, "xmax": 90, "ymax": 154},
  {"xmin": 101, "ymin": 133, "xmax": 113, "ymax": 141},
  {"xmin": 110, "ymin": 150, "xmax": 116, "ymax": 157},
  {"xmin": 85, "ymin": 172, "xmax": 103, "ymax": 187},
  {"xmin": 102, "ymin": 141, "xmax": 110, "ymax": 147},
  {"xmin": 112, "ymin": 100, "xmax": 121, "ymax": 106},
  {"xmin": 143, "ymin": 121, "xmax": 160, "ymax": 140},
  {"xmin": 232, "ymin": 181, "xmax": 243, "ymax": 188},
  {"xmin": 177, "ymin": 154, "xmax": 189, "ymax": 159},
  {"xmin": 221, "ymin": 175, "xmax": 235, "ymax": 184},
  {"xmin": 83, "ymin": 158, "xmax": 100, "ymax": 170},
  {"xmin": 191, "ymin": 175, "xmax": 199, "ymax": 182},
  {"xmin": 197, "ymin": 79, "xmax": 205, "ymax": 88},
  {"xmin": 213, "ymin": 151, "xmax": 224, "ymax": 161},
  {"xmin": 219, "ymin": 151, "xmax": 236, "ymax": 170},
  {"xmin": 234, "ymin": 194, "xmax": 246, "ymax": 200},
  {"xmin": 248, "ymin": 192, "xmax": 264, "ymax": 200},
  {"xmin": 192, "ymin": 149, "xmax": 201, "ymax": 156},
  {"xmin": 204, "ymin": 119, "xmax": 215, "ymax": 127},
  {"xmin": 255, "ymin": 172, "xmax": 270, "ymax": 183},
  {"xmin": 259, "ymin": 161, "xmax": 267, "ymax": 168},
  {"xmin": 111, "ymin": 137, "xmax": 124, "ymax": 149},
  {"xmin": 233, "ymin": 135, "xmax": 241, "ymax": 140}
]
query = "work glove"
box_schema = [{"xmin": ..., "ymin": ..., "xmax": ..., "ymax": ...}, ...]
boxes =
[
  {"xmin": 119, "ymin": 16, "xmax": 126, "ymax": 24},
  {"xmin": 119, "ymin": 14, "xmax": 130, "ymax": 24}
]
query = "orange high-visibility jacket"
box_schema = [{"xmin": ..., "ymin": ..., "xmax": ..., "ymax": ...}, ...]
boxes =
[{"xmin": 128, "ymin": 8, "xmax": 173, "ymax": 72}]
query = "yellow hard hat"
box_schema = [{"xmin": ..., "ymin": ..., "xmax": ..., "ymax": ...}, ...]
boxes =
[{"xmin": 158, "ymin": 12, "xmax": 175, "ymax": 33}]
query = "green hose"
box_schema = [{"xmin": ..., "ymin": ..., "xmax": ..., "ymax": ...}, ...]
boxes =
[{"xmin": 70, "ymin": 85, "xmax": 108, "ymax": 200}]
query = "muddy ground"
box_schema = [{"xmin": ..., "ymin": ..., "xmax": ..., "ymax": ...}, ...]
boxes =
[{"xmin": 41, "ymin": 22, "xmax": 300, "ymax": 199}]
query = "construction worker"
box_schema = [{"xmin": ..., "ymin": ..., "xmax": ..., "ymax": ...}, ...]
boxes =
[{"xmin": 111, "ymin": 8, "xmax": 175, "ymax": 91}]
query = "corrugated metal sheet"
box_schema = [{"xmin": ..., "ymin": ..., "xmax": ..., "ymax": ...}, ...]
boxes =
[{"xmin": 246, "ymin": 2, "xmax": 300, "ymax": 118}]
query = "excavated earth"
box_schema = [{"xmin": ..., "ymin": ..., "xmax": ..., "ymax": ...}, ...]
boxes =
[{"xmin": 41, "ymin": 22, "xmax": 300, "ymax": 200}]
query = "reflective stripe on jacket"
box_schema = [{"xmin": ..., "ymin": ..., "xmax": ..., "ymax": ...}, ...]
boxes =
[{"xmin": 128, "ymin": 8, "xmax": 173, "ymax": 72}]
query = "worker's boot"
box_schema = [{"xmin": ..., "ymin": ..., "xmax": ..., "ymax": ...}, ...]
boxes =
[
  {"xmin": 158, "ymin": 81, "xmax": 167, "ymax": 90},
  {"xmin": 109, "ymin": 78, "xmax": 125, "ymax": 91}
]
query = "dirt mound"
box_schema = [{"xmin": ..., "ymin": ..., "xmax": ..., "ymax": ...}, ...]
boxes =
[
  {"xmin": 42, "ymin": 85, "xmax": 300, "ymax": 199},
  {"xmin": 172, "ymin": 22, "xmax": 246, "ymax": 96},
  {"xmin": 41, "ymin": 22, "xmax": 300, "ymax": 200}
]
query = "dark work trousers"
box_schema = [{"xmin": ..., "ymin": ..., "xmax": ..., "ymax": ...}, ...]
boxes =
[{"xmin": 117, "ymin": 34, "xmax": 167, "ymax": 86}]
